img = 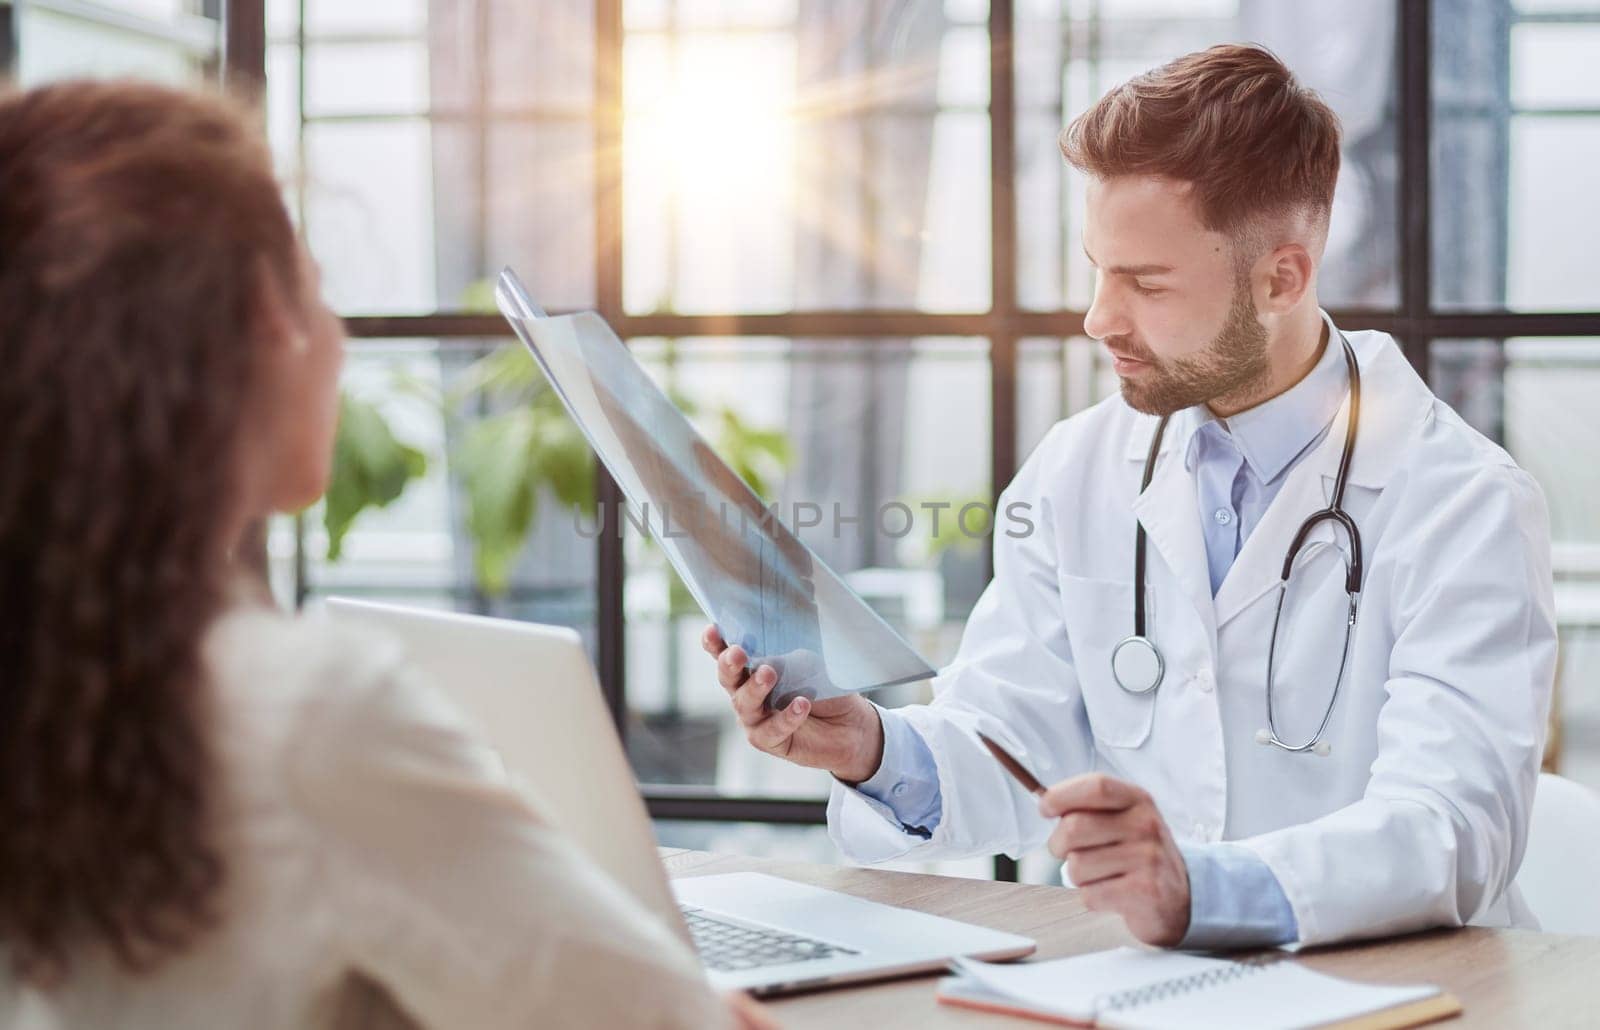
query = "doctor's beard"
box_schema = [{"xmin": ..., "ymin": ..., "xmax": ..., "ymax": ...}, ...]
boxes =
[{"xmin": 1111, "ymin": 275, "xmax": 1271, "ymax": 417}]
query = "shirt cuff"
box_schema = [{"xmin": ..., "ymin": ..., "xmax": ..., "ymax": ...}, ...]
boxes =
[
  {"xmin": 842, "ymin": 704, "xmax": 943, "ymax": 839},
  {"xmin": 1177, "ymin": 841, "xmax": 1300, "ymax": 950}
]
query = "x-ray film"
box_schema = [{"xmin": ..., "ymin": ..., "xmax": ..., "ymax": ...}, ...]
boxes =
[{"xmin": 495, "ymin": 268, "xmax": 935, "ymax": 708}]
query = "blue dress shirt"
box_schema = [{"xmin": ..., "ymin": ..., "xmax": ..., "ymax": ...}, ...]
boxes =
[
  {"xmin": 1183, "ymin": 328, "xmax": 1350, "ymax": 596},
  {"xmin": 852, "ymin": 329, "xmax": 1351, "ymax": 950}
]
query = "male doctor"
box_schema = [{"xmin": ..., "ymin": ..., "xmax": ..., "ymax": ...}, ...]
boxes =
[{"xmin": 704, "ymin": 44, "xmax": 1557, "ymax": 949}]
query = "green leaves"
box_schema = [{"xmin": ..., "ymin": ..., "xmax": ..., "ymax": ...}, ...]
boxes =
[
  {"xmin": 458, "ymin": 277, "xmax": 499, "ymax": 314},
  {"xmin": 448, "ymin": 342, "xmax": 541, "ymax": 400},
  {"xmin": 714, "ymin": 407, "xmax": 792, "ymax": 500},
  {"xmin": 323, "ymin": 394, "xmax": 428, "ymax": 561},
  {"xmin": 899, "ymin": 490, "xmax": 995, "ymax": 562},
  {"xmin": 456, "ymin": 387, "xmax": 595, "ymax": 594},
  {"xmin": 319, "ymin": 321, "xmax": 795, "ymax": 602}
]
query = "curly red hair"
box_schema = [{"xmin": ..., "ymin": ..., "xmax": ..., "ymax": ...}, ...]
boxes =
[{"xmin": 0, "ymin": 79, "xmax": 300, "ymax": 981}]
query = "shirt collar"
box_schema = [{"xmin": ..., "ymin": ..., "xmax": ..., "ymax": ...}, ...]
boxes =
[{"xmin": 1180, "ymin": 320, "xmax": 1350, "ymax": 485}]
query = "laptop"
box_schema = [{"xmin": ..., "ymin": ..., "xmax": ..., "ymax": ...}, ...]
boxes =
[{"xmin": 323, "ymin": 598, "xmax": 1035, "ymax": 995}]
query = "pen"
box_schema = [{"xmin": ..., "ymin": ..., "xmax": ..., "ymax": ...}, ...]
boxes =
[{"xmin": 977, "ymin": 731, "xmax": 1047, "ymax": 797}]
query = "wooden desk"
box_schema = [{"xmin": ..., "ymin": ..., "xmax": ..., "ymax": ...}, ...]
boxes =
[{"xmin": 664, "ymin": 849, "xmax": 1599, "ymax": 1028}]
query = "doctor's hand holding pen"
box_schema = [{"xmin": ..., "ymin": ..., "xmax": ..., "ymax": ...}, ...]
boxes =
[
  {"xmin": 983, "ymin": 734, "xmax": 1192, "ymax": 947},
  {"xmin": 701, "ymin": 626, "xmax": 887, "ymax": 785},
  {"xmin": 1037, "ymin": 774, "xmax": 1192, "ymax": 947}
]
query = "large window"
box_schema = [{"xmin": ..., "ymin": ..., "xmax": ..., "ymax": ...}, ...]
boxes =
[
  {"xmin": 11, "ymin": 0, "xmax": 1597, "ymax": 878},
  {"xmin": 7, "ymin": 0, "xmax": 220, "ymax": 85},
  {"xmin": 256, "ymin": 0, "xmax": 1600, "ymax": 878}
]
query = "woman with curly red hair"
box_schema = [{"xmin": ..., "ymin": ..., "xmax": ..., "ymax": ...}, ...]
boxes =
[{"xmin": 0, "ymin": 79, "xmax": 766, "ymax": 1029}]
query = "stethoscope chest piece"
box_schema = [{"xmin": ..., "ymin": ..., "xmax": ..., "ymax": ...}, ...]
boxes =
[{"xmin": 1111, "ymin": 635, "xmax": 1164, "ymax": 694}]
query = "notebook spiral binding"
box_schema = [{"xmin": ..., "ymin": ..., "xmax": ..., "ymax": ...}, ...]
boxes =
[{"xmin": 1096, "ymin": 955, "xmax": 1283, "ymax": 1013}]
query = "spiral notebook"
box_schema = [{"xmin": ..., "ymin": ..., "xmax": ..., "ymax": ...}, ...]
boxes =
[{"xmin": 937, "ymin": 947, "xmax": 1461, "ymax": 1030}]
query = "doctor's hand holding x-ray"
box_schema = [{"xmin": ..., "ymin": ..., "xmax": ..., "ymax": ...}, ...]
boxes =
[{"xmin": 705, "ymin": 45, "xmax": 1557, "ymax": 952}]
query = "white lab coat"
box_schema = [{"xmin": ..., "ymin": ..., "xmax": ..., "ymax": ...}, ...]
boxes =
[{"xmin": 829, "ymin": 329, "xmax": 1557, "ymax": 947}]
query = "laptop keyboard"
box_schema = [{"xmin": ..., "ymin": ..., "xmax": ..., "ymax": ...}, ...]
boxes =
[{"xmin": 680, "ymin": 905, "xmax": 859, "ymax": 972}]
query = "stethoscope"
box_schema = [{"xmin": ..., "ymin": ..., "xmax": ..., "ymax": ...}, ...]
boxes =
[{"xmin": 1108, "ymin": 313, "xmax": 1364, "ymax": 757}]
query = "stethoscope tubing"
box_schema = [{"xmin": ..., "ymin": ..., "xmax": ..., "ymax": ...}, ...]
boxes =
[{"xmin": 1111, "ymin": 314, "xmax": 1364, "ymax": 755}]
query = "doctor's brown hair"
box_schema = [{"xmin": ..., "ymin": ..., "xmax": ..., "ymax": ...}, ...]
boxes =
[
  {"xmin": 1060, "ymin": 43, "xmax": 1342, "ymax": 238},
  {"xmin": 0, "ymin": 80, "xmax": 300, "ymax": 982}
]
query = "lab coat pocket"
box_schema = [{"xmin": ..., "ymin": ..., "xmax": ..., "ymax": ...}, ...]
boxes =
[{"xmin": 1058, "ymin": 574, "xmax": 1156, "ymax": 749}]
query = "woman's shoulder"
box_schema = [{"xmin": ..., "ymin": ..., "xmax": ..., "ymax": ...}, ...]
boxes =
[
  {"xmin": 203, "ymin": 598, "xmax": 502, "ymax": 827},
  {"xmin": 201, "ymin": 599, "xmax": 464, "ymax": 790},
  {"xmin": 204, "ymin": 600, "xmax": 410, "ymax": 722}
]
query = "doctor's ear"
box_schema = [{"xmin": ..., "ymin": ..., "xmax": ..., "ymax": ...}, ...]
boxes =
[{"xmin": 1253, "ymin": 242, "xmax": 1315, "ymax": 315}]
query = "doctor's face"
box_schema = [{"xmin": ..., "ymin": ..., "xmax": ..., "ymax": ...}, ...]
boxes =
[{"xmin": 1081, "ymin": 175, "xmax": 1269, "ymax": 416}]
